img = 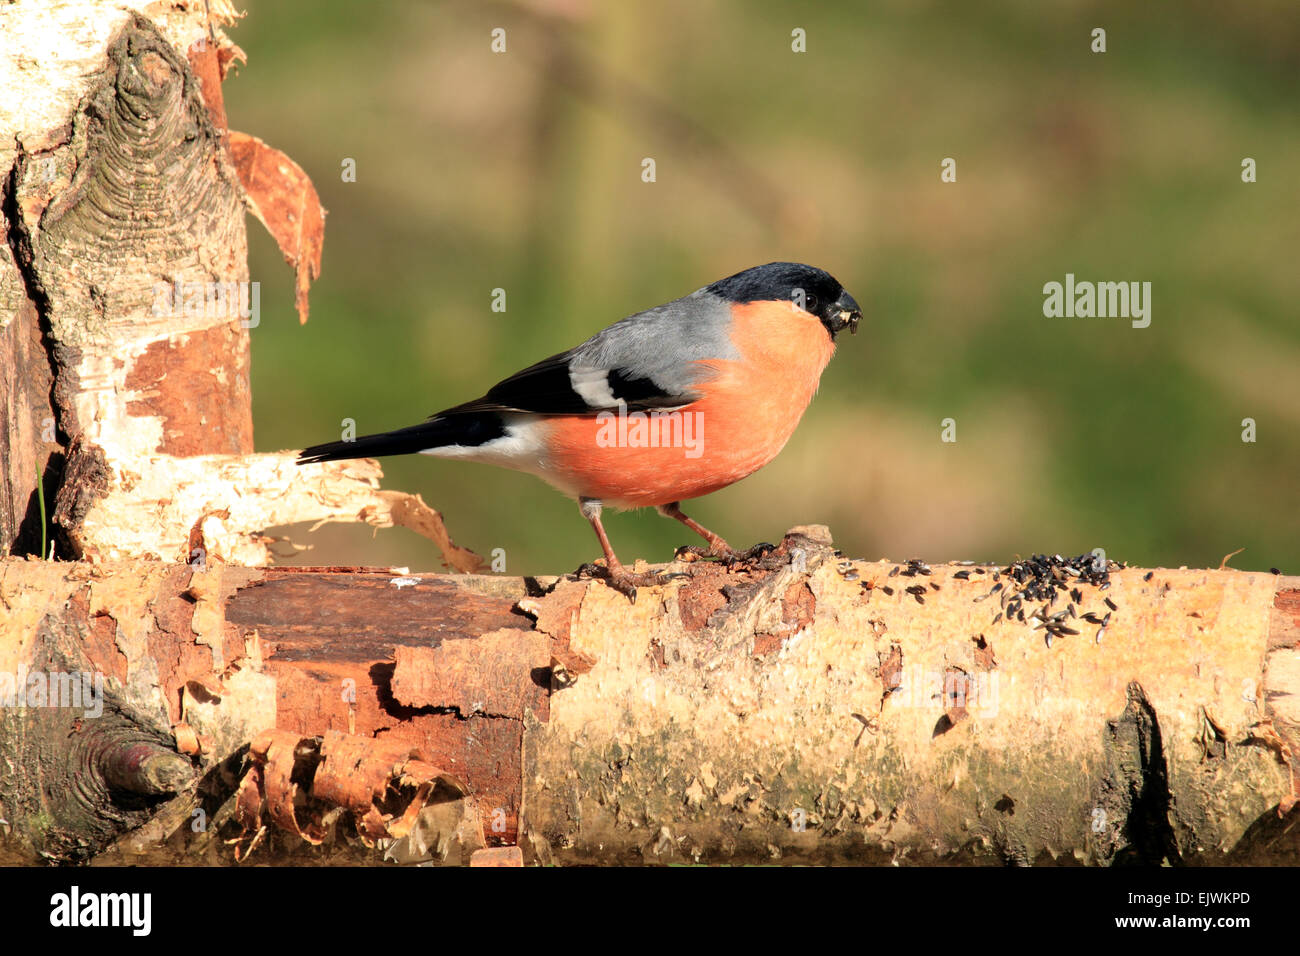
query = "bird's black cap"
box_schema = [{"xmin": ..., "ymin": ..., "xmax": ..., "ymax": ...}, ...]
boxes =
[{"xmin": 707, "ymin": 262, "xmax": 861, "ymax": 338}]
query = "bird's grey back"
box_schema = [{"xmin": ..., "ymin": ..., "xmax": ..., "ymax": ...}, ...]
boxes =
[{"xmin": 570, "ymin": 289, "xmax": 739, "ymax": 396}]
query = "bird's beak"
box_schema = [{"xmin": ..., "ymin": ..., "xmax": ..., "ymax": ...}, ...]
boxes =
[{"xmin": 834, "ymin": 290, "xmax": 862, "ymax": 336}]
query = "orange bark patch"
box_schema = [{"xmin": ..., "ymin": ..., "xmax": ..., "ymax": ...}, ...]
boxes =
[
  {"xmin": 677, "ymin": 563, "xmax": 734, "ymax": 631},
  {"xmin": 123, "ymin": 321, "xmax": 252, "ymax": 456},
  {"xmin": 781, "ymin": 582, "xmax": 816, "ymax": 629},
  {"xmin": 937, "ymin": 666, "xmax": 972, "ymax": 735},
  {"xmin": 878, "ymin": 644, "xmax": 903, "ymax": 703},
  {"xmin": 68, "ymin": 589, "xmax": 130, "ymax": 687},
  {"xmin": 391, "ymin": 629, "xmax": 550, "ymax": 720},
  {"xmin": 225, "ymin": 570, "xmax": 540, "ymax": 846},
  {"xmin": 186, "ymin": 39, "xmax": 228, "ymax": 133},
  {"xmin": 754, "ymin": 581, "xmax": 817, "ymax": 656},
  {"xmin": 518, "ymin": 580, "xmax": 596, "ymax": 678},
  {"xmin": 227, "ymin": 131, "xmax": 325, "ymax": 324},
  {"xmin": 234, "ymin": 729, "xmax": 463, "ymax": 858}
]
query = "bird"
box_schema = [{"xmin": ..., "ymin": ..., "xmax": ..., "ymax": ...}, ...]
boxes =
[{"xmin": 298, "ymin": 261, "xmax": 861, "ymax": 596}]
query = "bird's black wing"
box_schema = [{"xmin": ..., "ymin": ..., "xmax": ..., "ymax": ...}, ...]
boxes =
[
  {"xmin": 436, "ymin": 349, "xmax": 697, "ymax": 418},
  {"xmin": 436, "ymin": 290, "xmax": 740, "ymax": 417}
]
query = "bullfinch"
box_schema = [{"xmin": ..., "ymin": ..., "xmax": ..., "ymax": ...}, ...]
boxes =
[{"xmin": 298, "ymin": 261, "xmax": 861, "ymax": 596}]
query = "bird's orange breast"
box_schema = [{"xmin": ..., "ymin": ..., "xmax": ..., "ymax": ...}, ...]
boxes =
[{"xmin": 540, "ymin": 301, "xmax": 836, "ymax": 507}]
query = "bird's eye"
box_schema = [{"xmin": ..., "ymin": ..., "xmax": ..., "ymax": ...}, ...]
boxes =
[{"xmin": 805, "ymin": 294, "xmax": 818, "ymax": 311}]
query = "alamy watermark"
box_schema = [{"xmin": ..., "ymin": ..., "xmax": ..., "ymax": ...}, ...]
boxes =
[
  {"xmin": 595, "ymin": 403, "xmax": 704, "ymax": 459},
  {"xmin": 891, "ymin": 665, "xmax": 1000, "ymax": 719},
  {"xmin": 1042, "ymin": 273, "xmax": 1150, "ymax": 328},
  {"xmin": 49, "ymin": 886, "xmax": 150, "ymax": 936},
  {"xmin": 0, "ymin": 666, "xmax": 104, "ymax": 718},
  {"xmin": 151, "ymin": 279, "xmax": 260, "ymax": 328}
]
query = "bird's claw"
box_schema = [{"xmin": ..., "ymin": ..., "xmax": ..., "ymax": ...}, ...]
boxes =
[
  {"xmin": 728, "ymin": 541, "xmax": 778, "ymax": 566},
  {"xmin": 578, "ymin": 541, "xmax": 786, "ymax": 603},
  {"xmin": 602, "ymin": 573, "xmax": 641, "ymax": 602},
  {"xmin": 675, "ymin": 541, "xmax": 778, "ymax": 568},
  {"xmin": 673, "ymin": 544, "xmax": 712, "ymax": 562},
  {"xmin": 577, "ymin": 563, "xmax": 690, "ymax": 602}
]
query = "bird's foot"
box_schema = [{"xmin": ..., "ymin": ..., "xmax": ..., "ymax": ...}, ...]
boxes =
[
  {"xmin": 576, "ymin": 562, "xmax": 689, "ymax": 603},
  {"xmin": 674, "ymin": 540, "xmax": 778, "ymax": 569},
  {"xmin": 731, "ymin": 541, "xmax": 780, "ymax": 566},
  {"xmin": 673, "ymin": 542, "xmax": 730, "ymax": 562}
]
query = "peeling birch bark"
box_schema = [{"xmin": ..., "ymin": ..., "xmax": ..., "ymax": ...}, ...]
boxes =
[
  {"xmin": 6, "ymin": 8, "xmax": 252, "ymax": 463},
  {"xmin": 2, "ymin": 1, "xmax": 254, "ymax": 557},
  {"xmin": 519, "ymin": 538, "xmax": 1300, "ymax": 865},
  {"xmin": 52, "ymin": 448, "xmax": 483, "ymax": 571},
  {"xmin": 0, "ymin": 557, "xmax": 533, "ymax": 862},
  {"xmin": 0, "ymin": 0, "xmax": 473, "ymax": 571},
  {"xmin": 232, "ymin": 729, "xmax": 470, "ymax": 861},
  {"xmin": 0, "ymin": 538, "xmax": 1296, "ymax": 865}
]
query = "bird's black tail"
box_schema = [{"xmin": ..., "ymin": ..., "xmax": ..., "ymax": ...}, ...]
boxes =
[{"xmin": 297, "ymin": 412, "xmax": 506, "ymax": 465}]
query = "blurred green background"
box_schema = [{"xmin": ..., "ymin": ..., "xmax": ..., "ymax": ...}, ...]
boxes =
[{"xmin": 228, "ymin": 0, "xmax": 1300, "ymax": 576}]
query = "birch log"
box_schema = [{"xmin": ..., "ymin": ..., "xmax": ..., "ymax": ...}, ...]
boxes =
[
  {"xmin": 521, "ymin": 538, "xmax": 1300, "ymax": 865},
  {"xmin": 0, "ymin": 532, "xmax": 1296, "ymax": 865}
]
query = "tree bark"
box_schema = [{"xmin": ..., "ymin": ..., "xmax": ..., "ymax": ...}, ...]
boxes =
[
  {"xmin": 1, "ymin": 0, "xmax": 468, "ymax": 571},
  {"xmin": 1, "ymin": 536, "xmax": 1297, "ymax": 865},
  {"xmin": 0, "ymin": 0, "xmax": 487, "ymax": 864},
  {"xmin": 521, "ymin": 544, "xmax": 1300, "ymax": 866}
]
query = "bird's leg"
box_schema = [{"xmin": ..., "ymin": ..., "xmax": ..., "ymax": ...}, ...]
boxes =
[
  {"xmin": 579, "ymin": 498, "xmax": 673, "ymax": 599},
  {"xmin": 582, "ymin": 498, "xmax": 627, "ymax": 573},
  {"xmin": 659, "ymin": 502, "xmax": 777, "ymax": 565},
  {"xmin": 656, "ymin": 502, "xmax": 733, "ymax": 558}
]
